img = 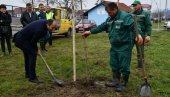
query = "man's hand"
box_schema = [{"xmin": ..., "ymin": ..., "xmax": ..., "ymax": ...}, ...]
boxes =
[
  {"xmin": 82, "ymin": 31, "xmax": 91, "ymax": 38},
  {"xmin": 136, "ymin": 34, "xmax": 143, "ymax": 45},
  {"xmin": 144, "ymin": 36, "xmax": 150, "ymax": 44}
]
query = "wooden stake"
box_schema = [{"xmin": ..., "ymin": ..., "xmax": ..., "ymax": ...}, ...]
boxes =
[{"xmin": 72, "ymin": 0, "xmax": 76, "ymax": 81}]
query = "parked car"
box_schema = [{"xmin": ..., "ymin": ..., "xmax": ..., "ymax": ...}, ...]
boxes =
[
  {"xmin": 163, "ymin": 21, "xmax": 170, "ymax": 30},
  {"xmin": 75, "ymin": 19, "xmax": 97, "ymax": 32}
]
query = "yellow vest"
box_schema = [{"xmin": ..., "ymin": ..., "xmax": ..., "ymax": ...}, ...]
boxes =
[{"xmin": 46, "ymin": 12, "xmax": 54, "ymax": 20}]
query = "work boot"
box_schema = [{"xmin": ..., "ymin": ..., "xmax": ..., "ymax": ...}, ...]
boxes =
[
  {"xmin": 29, "ymin": 78, "xmax": 44, "ymax": 84},
  {"xmin": 115, "ymin": 75, "xmax": 129, "ymax": 92},
  {"xmin": 105, "ymin": 72, "xmax": 120, "ymax": 87}
]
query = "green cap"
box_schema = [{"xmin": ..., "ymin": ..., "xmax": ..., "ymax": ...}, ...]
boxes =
[{"xmin": 132, "ymin": 0, "xmax": 141, "ymax": 5}]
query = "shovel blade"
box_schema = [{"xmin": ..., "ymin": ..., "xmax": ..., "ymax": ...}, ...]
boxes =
[
  {"xmin": 140, "ymin": 84, "xmax": 151, "ymax": 96},
  {"xmin": 53, "ymin": 78, "xmax": 64, "ymax": 87}
]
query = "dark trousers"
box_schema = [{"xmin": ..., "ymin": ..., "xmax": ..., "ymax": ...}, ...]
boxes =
[
  {"xmin": 40, "ymin": 42, "xmax": 46, "ymax": 50},
  {"xmin": 23, "ymin": 50, "xmax": 37, "ymax": 80},
  {"xmin": 48, "ymin": 31, "xmax": 52, "ymax": 46},
  {"xmin": 40, "ymin": 31, "xmax": 52, "ymax": 50},
  {"xmin": 15, "ymin": 38, "xmax": 37, "ymax": 80},
  {"xmin": 0, "ymin": 33, "xmax": 12, "ymax": 53}
]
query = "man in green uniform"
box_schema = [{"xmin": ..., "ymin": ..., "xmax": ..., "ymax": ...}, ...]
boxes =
[
  {"xmin": 82, "ymin": 3, "xmax": 143, "ymax": 92},
  {"xmin": 131, "ymin": 0, "xmax": 152, "ymax": 68}
]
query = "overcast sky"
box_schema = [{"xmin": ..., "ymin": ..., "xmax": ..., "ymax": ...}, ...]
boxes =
[{"xmin": 0, "ymin": 0, "xmax": 169, "ymax": 12}]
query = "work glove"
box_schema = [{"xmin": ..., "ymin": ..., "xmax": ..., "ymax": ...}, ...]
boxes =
[
  {"xmin": 144, "ymin": 36, "xmax": 151, "ymax": 44},
  {"xmin": 136, "ymin": 34, "xmax": 143, "ymax": 45},
  {"xmin": 82, "ymin": 31, "xmax": 91, "ymax": 38}
]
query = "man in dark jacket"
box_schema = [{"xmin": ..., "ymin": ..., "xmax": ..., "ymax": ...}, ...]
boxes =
[
  {"xmin": 14, "ymin": 19, "xmax": 57, "ymax": 83},
  {"xmin": 20, "ymin": 3, "xmax": 38, "ymax": 27},
  {"xmin": 0, "ymin": 4, "xmax": 12, "ymax": 57},
  {"xmin": 36, "ymin": 3, "xmax": 46, "ymax": 20},
  {"xmin": 36, "ymin": 3, "xmax": 48, "ymax": 53}
]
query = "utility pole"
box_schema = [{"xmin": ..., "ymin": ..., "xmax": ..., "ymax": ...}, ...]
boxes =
[
  {"xmin": 160, "ymin": 0, "xmax": 161, "ymax": 23},
  {"xmin": 165, "ymin": 0, "xmax": 167, "ymax": 22},
  {"xmin": 32, "ymin": 0, "xmax": 34, "ymax": 11},
  {"xmin": 80, "ymin": 0, "xmax": 84, "ymax": 24},
  {"xmin": 47, "ymin": 0, "xmax": 49, "ymax": 5},
  {"xmin": 154, "ymin": 0, "xmax": 160, "ymax": 32}
]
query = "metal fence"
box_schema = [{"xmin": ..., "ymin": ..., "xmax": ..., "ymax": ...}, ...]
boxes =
[
  {"xmin": 4, "ymin": 5, "xmax": 24, "ymax": 33},
  {"xmin": 6, "ymin": 5, "xmax": 25, "ymax": 18}
]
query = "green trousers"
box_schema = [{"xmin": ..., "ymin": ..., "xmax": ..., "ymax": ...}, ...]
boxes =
[{"xmin": 110, "ymin": 44, "xmax": 133, "ymax": 76}]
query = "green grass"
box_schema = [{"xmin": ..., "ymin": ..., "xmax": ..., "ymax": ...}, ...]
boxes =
[
  {"xmin": 152, "ymin": 22, "xmax": 164, "ymax": 29},
  {"xmin": 0, "ymin": 31, "xmax": 170, "ymax": 97}
]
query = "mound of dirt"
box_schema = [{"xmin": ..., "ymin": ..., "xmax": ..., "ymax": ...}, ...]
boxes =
[{"xmin": 41, "ymin": 78, "xmax": 113, "ymax": 97}]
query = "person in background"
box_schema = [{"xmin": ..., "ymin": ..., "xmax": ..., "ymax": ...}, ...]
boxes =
[
  {"xmin": 13, "ymin": 19, "xmax": 57, "ymax": 83},
  {"xmin": 131, "ymin": 0, "xmax": 152, "ymax": 69},
  {"xmin": 45, "ymin": 5, "xmax": 55, "ymax": 46},
  {"xmin": 82, "ymin": 3, "xmax": 143, "ymax": 92},
  {"xmin": 0, "ymin": 4, "xmax": 12, "ymax": 57},
  {"xmin": 20, "ymin": 3, "xmax": 38, "ymax": 27},
  {"xmin": 36, "ymin": 3, "xmax": 46, "ymax": 20},
  {"xmin": 36, "ymin": 3, "xmax": 48, "ymax": 53}
]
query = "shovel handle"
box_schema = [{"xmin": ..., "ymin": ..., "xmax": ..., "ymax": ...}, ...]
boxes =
[
  {"xmin": 134, "ymin": 15, "xmax": 147, "ymax": 80},
  {"xmin": 39, "ymin": 51, "xmax": 55, "ymax": 78}
]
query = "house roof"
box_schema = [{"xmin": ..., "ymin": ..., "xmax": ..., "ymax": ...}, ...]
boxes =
[
  {"xmin": 141, "ymin": 4, "xmax": 151, "ymax": 9},
  {"xmin": 84, "ymin": 1, "xmax": 132, "ymax": 16}
]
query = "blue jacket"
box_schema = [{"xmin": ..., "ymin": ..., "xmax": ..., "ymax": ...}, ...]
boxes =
[
  {"xmin": 14, "ymin": 19, "xmax": 48, "ymax": 52},
  {"xmin": 36, "ymin": 11, "xmax": 46, "ymax": 20}
]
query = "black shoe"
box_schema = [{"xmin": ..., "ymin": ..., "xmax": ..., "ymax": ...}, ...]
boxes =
[
  {"xmin": 105, "ymin": 72, "xmax": 120, "ymax": 87},
  {"xmin": 44, "ymin": 48, "xmax": 48, "ymax": 52},
  {"xmin": 105, "ymin": 79, "xmax": 120, "ymax": 87},
  {"xmin": 115, "ymin": 75, "xmax": 129, "ymax": 92},
  {"xmin": 29, "ymin": 79, "xmax": 44, "ymax": 84},
  {"xmin": 115, "ymin": 83, "xmax": 126, "ymax": 92}
]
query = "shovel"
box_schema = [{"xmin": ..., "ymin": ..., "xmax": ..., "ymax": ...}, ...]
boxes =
[
  {"xmin": 134, "ymin": 15, "xmax": 151, "ymax": 96},
  {"xmin": 39, "ymin": 51, "xmax": 64, "ymax": 86}
]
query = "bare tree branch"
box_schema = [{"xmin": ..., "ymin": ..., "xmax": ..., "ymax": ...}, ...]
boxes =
[{"xmin": 22, "ymin": 0, "xmax": 32, "ymax": 4}]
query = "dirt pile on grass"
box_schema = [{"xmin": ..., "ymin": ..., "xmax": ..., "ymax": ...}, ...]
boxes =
[{"xmin": 41, "ymin": 78, "xmax": 112, "ymax": 97}]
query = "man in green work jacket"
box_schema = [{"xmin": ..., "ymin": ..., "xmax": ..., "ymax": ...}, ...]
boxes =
[
  {"xmin": 131, "ymin": 0, "xmax": 152, "ymax": 68},
  {"xmin": 82, "ymin": 3, "xmax": 143, "ymax": 92}
]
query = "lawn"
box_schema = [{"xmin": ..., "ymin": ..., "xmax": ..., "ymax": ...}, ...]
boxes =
[
  {"xmin": 152, "ymin": 22, "xmax": 164, "ymax": 29},
  {"xmin": 0, "ymin": 31, "xmax": 170, "ymax": 97}
]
